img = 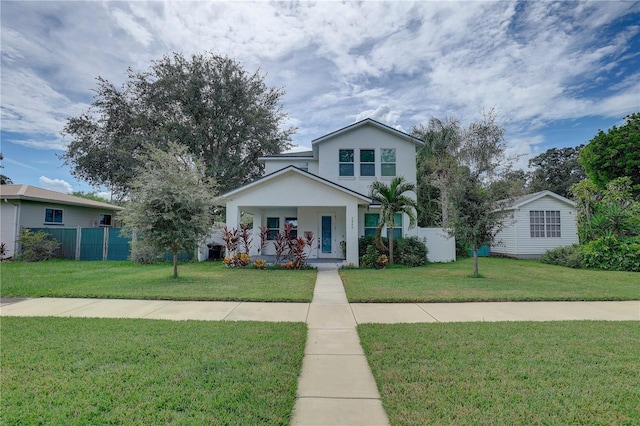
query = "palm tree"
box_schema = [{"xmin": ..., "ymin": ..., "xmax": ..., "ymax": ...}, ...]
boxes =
[
  {"xmin": 413, "ymin": 117, "xmax": 462, "ymax": 227},
  {"xmin": 369, "ymin": 176, "xmax": 418, "ymax": 265}
]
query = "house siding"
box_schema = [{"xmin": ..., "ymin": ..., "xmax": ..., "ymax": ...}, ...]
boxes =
[
  {"xmin": 316, "ymin": 125, "xmax": 419, "ymax": 198},
  {"xmin": 492, "ymin": 196, "xmax": 578, "ymax": 259},
  {"xmin": 263, "ymin": 159, "xmax": 318, "ymax": 175}
]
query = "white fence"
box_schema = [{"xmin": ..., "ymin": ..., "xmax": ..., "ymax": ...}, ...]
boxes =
[{"xmin": 414, "ymin": 227, "xmax": 456, "ymax": 263}]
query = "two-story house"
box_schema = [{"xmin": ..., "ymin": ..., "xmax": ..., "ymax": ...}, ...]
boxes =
[{"xmin": 220, "ymin": 118, "xmax": 425, "ymax": 267}]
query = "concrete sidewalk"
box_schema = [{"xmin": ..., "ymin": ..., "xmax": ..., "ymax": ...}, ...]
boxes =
[{"xmin": 2, "ymin": 298, "xmax": 638, "ymax": 323}]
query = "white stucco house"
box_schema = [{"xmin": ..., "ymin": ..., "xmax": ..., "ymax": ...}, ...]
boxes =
[
  {"xmin": 220, "ymin": 118, "xmax": 456, "ymax": 267},
  {"xmin": 491, "ymin": 190, "xmax": 579, "ymax": 259}
]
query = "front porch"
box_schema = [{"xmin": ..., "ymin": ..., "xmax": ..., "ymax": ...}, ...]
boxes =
[{"xmin": 220, "ymin": 167, "xmax": 372, "ymax": 267}]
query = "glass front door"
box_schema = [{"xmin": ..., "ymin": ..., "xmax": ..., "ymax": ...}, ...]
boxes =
[{"xmin": 319, "ymin": 214, "xmax": 335, "ymax": 257}]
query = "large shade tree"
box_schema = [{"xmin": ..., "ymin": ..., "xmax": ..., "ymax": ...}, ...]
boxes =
[
  {"xmin": 369, "ymin": 176, "xmax": 418, "ymax": 265},
  {"xmin": 578, "ymin": 113, "xmax": 640, "ymax": 193},
  {"xmin": 119, "ymin": 143, "xmax": 218, "ymax": 278},
  {"xmin": 528, "ymin": 146, "xmax": 586, "ymax": 198},
  {"xmin": 61, "ymin": 52, "xmax": 294, "ymax": 200}
]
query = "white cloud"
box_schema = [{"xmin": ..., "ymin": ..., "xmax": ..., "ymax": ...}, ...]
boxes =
[{"xmin": 39, "ymin": 176, "xmax": 73, "ymax": 193}]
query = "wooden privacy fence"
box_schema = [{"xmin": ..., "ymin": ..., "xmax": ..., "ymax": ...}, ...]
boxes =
[{"xmin": 28, "ymin": 227, "xmax": 131, "ymax": 260}]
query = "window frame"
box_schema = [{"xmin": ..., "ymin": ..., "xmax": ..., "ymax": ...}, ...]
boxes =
[
  {"xmin": 285, "ymin": 217, "xmax": 298, "ymax": 239},
  {"xmin": 359, "ymin": 149, "xmax": 375, "ymax": 177},
  {"xmin": 381, "ymin": 148, "xmax": 396, "ymax": 177},
  {"xmin": 339, "ymin": 149, "xmax": 354, "ymax": 177},
  {"xmin": 530, "ymin": 210, "xmax": 561, "ymax": 238},
  {"xmin": 267, "ymin": 217, "xmax": 280, "ymax": 240},
  {"xmin": 99, "ymin": 213, "xmax": 113, "ymax": 227},
  {"xmin": 44, "ymin": 208, "xmax": 63, "ymax": 225}
]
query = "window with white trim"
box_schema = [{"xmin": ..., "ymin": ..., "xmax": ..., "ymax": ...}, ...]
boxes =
[
  {"xmin": 285, "ymin": 217, "xmax": 298, "ymax": 239},
  {"xmin": 267, "ymin": 217, "xmax": 279, "ymax": 240},
  {"xmin": 363, "ymin": 213, "xmax": 402, "ymax": 239},
  {"xmin": 44, "ymin": 208, "xmax": 63, "ymax": 224},
  {"xmin": 360, "ymin": 149, "xmax": 375, "ymax": 176},
  {"xmin": 381, "ymin": 148, "xmax": 396, "ymax": 176},
  {"xmin": 530, "ymin": 210, "xmax": 561, "ymax": 238},
  {"xmin": 339, "ymin": 149, "xmax": 354, "ymax": 176}
]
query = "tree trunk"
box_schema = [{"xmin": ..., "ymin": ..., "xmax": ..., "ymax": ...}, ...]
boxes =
[
  {"xmin": 473, "ymin": 247, "xmax": 479, "ymax": 277},
  {"xmin": 389, "ymin": 231, "xmax": 394, "ymax": 265},
  {"xmin": 441, "ymin": 189, "xmax": 449, "ymax": 228},
  {"xmin": 172, "ymin": 243, "xmax": 179, "ymax": 279}
]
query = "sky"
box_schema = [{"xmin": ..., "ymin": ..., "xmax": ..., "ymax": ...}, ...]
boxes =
[{"xmin": 1, "ymin": 1, "xmax": 639, "ymax": 196}]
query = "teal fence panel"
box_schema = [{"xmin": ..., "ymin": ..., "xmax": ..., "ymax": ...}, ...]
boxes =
[
  {"xmin": 80, "ymin": 228, "xmax": 105, "ymax": 260},
  {"xmin": 107, "ymin": 228, "xmax": 131, "ymax": 260},
  {"xmin": 29, "ymin": 228, "xmax": 77, "ymax": 259},
  {"xmin": 469, "ymin": 245, "xmax": 490, "ymax": 257}
]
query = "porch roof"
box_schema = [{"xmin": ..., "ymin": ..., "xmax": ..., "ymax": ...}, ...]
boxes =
[{"xmin": 220, "ymin": 166, "xmax": 372, "ymax": 205}]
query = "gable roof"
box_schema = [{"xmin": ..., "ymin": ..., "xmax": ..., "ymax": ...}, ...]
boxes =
[
  {"xmin": 499, "ymin": 190, "xmax": 576, "ymax": 210},
  {"xmin": 0, "ymin": 185, "xmax": 122, "ymax": 210},
  {"xmin": 311, "ymin": 118, "xmax": 424, "ymax": 147},
  {"xmin": 220, "ymin": 166, "xmax": 372, "ymax": 204}
]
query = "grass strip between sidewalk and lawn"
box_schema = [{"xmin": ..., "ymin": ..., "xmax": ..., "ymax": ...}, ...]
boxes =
[
  {"xmin": 359, "ymin": 321, "xmax": 640, "ymax": 425},
  {"xmin": 0, "ymin": 260, "xmax": 316, "ymax": 302},
  {"xmin": 1, "ymin": 317, "xmax": 306, "ymax": 425},
  {"xmin": 341, "ymin": 257, "xmax": 640, "ymax": 302}
]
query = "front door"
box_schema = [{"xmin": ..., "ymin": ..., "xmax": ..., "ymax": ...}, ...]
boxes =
[{"xmin": 319, "ymin": 213, "xmax": 335, "ymax": 258}]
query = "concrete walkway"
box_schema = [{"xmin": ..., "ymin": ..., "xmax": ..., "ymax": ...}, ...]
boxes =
[
  {"xmin": 1, "ymin": 271, "xmax": 638, "ymax": 425},
  {"xmin": 291, "ymin": 266, "xmax": 389, "ymax": 425}
]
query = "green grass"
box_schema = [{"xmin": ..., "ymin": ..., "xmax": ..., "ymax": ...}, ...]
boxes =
[
  {"xmin": 0, "ymin": 260, "xmax": 316, "ymax": 302},
  {"xmin": 341, "ymin": 257, "xmax": 640, "ymax": 302},
  {"xmin": 359, "ymin": 321, "xmax": 640, "ymax": 425},
  {"xmin": 1, "ymin": 317, "xmax": 306, "ymax": 425}
]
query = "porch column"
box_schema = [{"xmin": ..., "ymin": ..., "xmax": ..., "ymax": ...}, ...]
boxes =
[
  {"xmin": 345, "ymin": 201, "xmax": 359, "ymax": 267},
  {"xmin": 225, "ymin": 201, "xmax": 241, "ymax": 257},
  {"xmin": 251, "ymin": 210, "xmax": 263, "ymax": 256}
]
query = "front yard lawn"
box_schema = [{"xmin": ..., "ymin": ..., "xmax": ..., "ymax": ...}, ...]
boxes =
[
  {"xmin": 0, "ymin": 260, "xmax": 316, "ymax": 302},
  {"xmin": 1, "ymin": 317, "xmax": 306, "ymax": 425},
  {"xmin": 359, "ymin": 321, "xmax": 640, "ymax": 425},
  {"xmin": 341, "ymin": 257, "xmax": 639, "ymax": 302}
]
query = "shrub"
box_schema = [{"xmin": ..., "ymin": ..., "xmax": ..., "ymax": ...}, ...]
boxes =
[
  {"xmin": 359, "ymin": 236, "xmax": 427, "ymax": 267},
  {"xmin": 224, "ymin": 253, "xmax": 251, "ymax": 268},
  {"xmin": 253, "ymin": 259, "xmax": 266, "ymax": 269},
  {"xmin": 376, "ymin": 254, "xmax": 389, "ymax": 269},
  {"xmin": 580, "ymin": 235, "xmax": 640, "ymax": 272},
  {"xmin": 16, "ymin": 229, "xmax": 60, "ymax": 262},
  {"xmin": 540, "ymin": 244, "xmax": 582, "ymax": 269},
  {"xmin": 394, "ymin": 237, "xmax": 428, "ymax": 267},
  {"xmin": 130, "ymin": 239, "xmax": 161, "ymax": 264},
  {"xmin": 360, "ymin": 244, "xmax": 382, "ymax": 268}
]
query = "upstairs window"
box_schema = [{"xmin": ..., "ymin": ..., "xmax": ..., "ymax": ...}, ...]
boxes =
[
  {"xmin": 381, "ymin": 148, "xmax": 396, "ymax": 176},
  {"xmin": 298, "ymin": 162, "xmax": 309, "ymax": 172},
  {"xmin": 44, "ymin": 208, "xmax": 63, "ymax": 224},
  {"xmin": 99, "ymin": 213, "xmax": 112, "ymax": 227},
  {"xmin": 360, "ymin": 149, "xmax": 375, "ymax": 176},
  {"xmin": 530, "ymin": 210, "xmax": 561, "ymax": 238},
  {"xmin": 339, "ymin": 149, "xmax": 354, "ymax": 176}
]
